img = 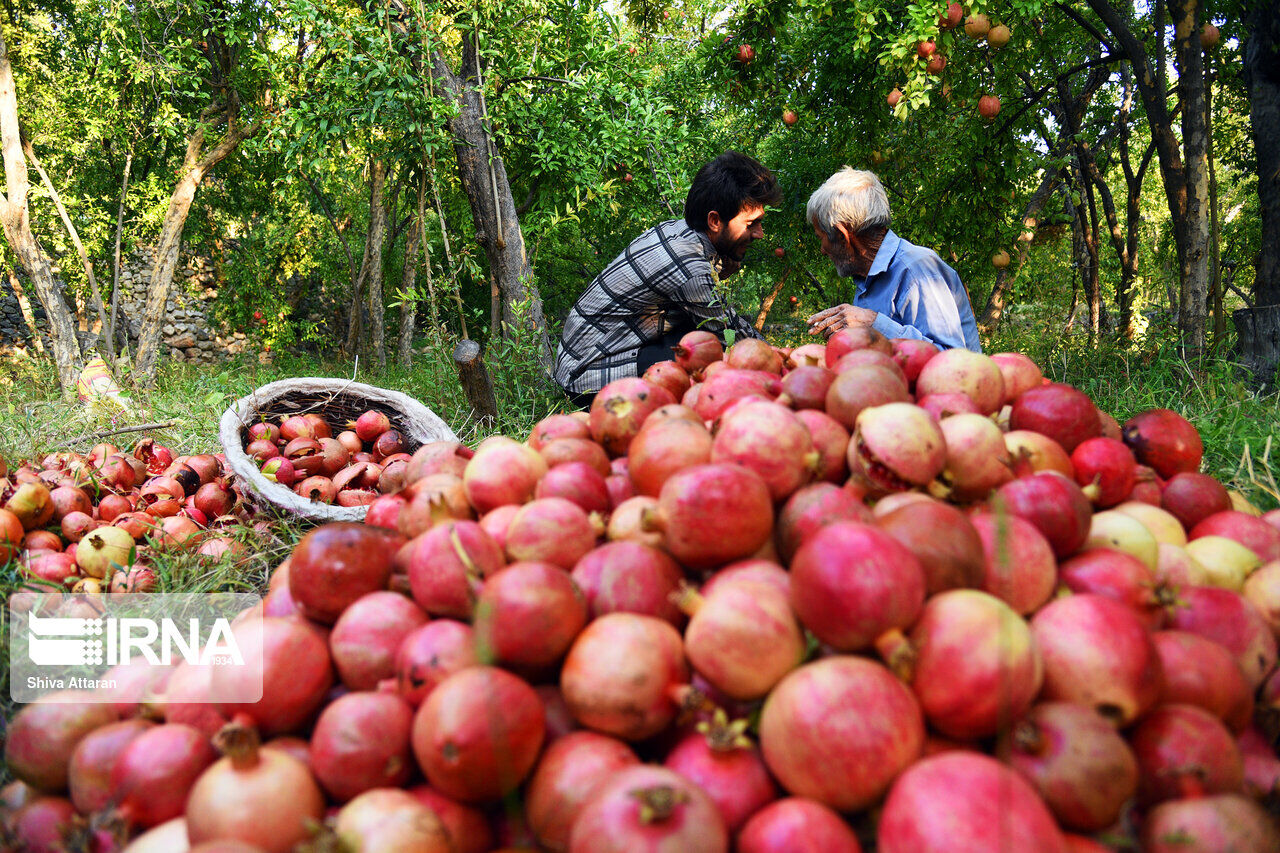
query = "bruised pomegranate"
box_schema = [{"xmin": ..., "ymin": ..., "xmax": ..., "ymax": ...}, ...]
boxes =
[
  {"xmin": 390, "ymin": 619, "xmax": 479, "ymax": 707},
  {"xmin": 824, "ymin": 365, "xmax": 910, "ymax": 430},
  {"xmin": 411, "ymin": 666, "xmax": 545, "ymax": 803},
  {"xmin": 760, "ymin": 656, "xmax": 923, "ymax": 812},
  {"xmin": 1140, "ymin": 793, "xmax": 1280, "ymax": 852},
  {"xmin": 878, "ymin": 752, "xmax": 1069, "ymax": 852},
  {"xmin": 998, "ymin": 702, "xmax": 1138, "ymax": 832}
]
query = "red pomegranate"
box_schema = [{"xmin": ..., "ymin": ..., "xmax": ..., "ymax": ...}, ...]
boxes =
[
  {"xmin": 711, "ymin": 400, "xmax": 817, "ymax": 501},
  {"xmin": 823, "ymin": 365, "xmax": 910, "ymax": 430},
  {"xmin": 404, "ymin": 520, "xmax": 506, "ymax": 619},
  {"xmin": 287, "ymin": 522, "xmax": 403, "ymax": 624},
  {"xmin": 1122, "ymin": 408, "xmax": 1203, "ymax": 478},
  {"xmin": 672, "ymin": 329, "xmax": 724, "ymax": 376},
  {"xmin": 1009, "ymin": 382, "xmax": 1100, "ymax": 454},
  {"xmin": 727, "ymin": 337, "xmax": 784, "ymax": 373},
  {"xmin": 778, "ymin": 365, "xmax": 835, "ymax": 410},
  {"xmin": 535, "ymin": 461, "xmax": 611, "ymax": 514},
  {"xmin": 68, "ymin": 719, "xmax": 156, "ymax": 814},
  {"xmin": 212, "ymin": 616, "xmax": 334, "ymax": 736},
  {"xmin": 990, "ymin": 351, "xmax": 1043, "ymax": 404},
  {"xmin": 1071, "ymin": 437, "xmax": 1136, "ymax": 508},
  {"xmin": 663, "ymin": 715, "xmax": 777, "ymax": 832},
  {"xmin": 310, "ymin": 692, "xmax": 415, "ymax": 801},
  {"xmin": 109, "ymin": 723, "xmax": 218, "ymax": 828},
  {"xmin": 1152, "ymin": 631, "xmax": 1253, "ymax": 733},
  {"xmin": 1130, "ymin": 703, "xmax": 1244, "ymax": 806},
  {"xmin": 790, "ymin": 521, "xmax": 925, "ymax": 652},
  {"xmin": 405, "ymin": 440, "xmax": 474, "ymax": 480},
  {"xmin": 913, "ymin": 348, "xmax": 1005, "ymax": 415},
  {"xmin": 793, "ymin": 409, "xmax": 849, "ymax": 483},
  {"xmin": 472, "ymin": 561, "xmax": 588, "ymax": 671},
  {"xmin": 847, "ymin": 402, "xmax": 946, "ymax": 496},
  {"xmin": 642, "ymin": 359, "xmax": 693, "ymax": 400},
  {"xmin": 1058, "ymin": 548, "xmax": 1164, "ymax": 629},
  {"xmin": 329, "ymin": 591, "xmax": 428, "ymax": 690},
  {"xmin": 1030, "ymin": 594, "xmax": 1164, "ymax": 726},
  {"xmin": 186, "ymin": 723, "xmax": 325, "ymax": 851},
  {"xmin": 570, "ymin": 541, "xmax": 685, "ymax": 625},
  {"xmin": 693, "ymin": 368, "xmax": 782, "ymax": 422},
  {"xmin": 995, "ymin": 471, "xmax": 1094, "ymax": 558},
  {"xmin": 998, "ymin": 702, "xmax": 1138, "ymax": 831},
  {"xmin": 589, "ymin": 378, "xmax": 676, "ymax": 457},
  {"xmin": 677, "ymin": 580, "xmax": 804, "ymax": 701},
  {"xmin": 736, "ymin": 797, "xmax": 863, "ymax": 852},
  {"xmin": 9, "ymin": 796, "xmax": 77, "ymax": 853},
  {"xmin": 390, "ymin": 619, "xmax": 479, "ymax": 707},
  {"xmin": 504, "ymin": 498, "xmax": 601, "ymax": 569},
  {"xmin": 1165, "ymin": 586, "xmax": 1278, "ymax": 688},
  {"xmin": 825, "ymin": 325, "xmax": 892, "ymax": 365},
  {"xmin": 892, "ymin": 590, "xmax": 1042, "ymax": 740},
  {"xmin": 970, "ymin": 511, "xmax": 1058, "ymax": 614},
  {"xmin": 877, "ymin": 752, "xmax": 1068, "ymax": 852},
  {"xmin": 4, "ymin": 691, "xmax": 118, "ymax": 792},
  {"xmin": 877, "ymin": 500, "xmax": 985, "ymax": 595},
  {"xmin": 1161, "ymin": 472, "xmax": 1232, "ymax": 530},
  {"xmin": 407, "ymin": 785, "xmax": 495, "ymax": 853},
  {"xmin": 525, "ymin": 731, "xmax": 639, "ymax": 851},
  {"xmin": 759, "ymin": 657, "xmax": 924, "ymax": 811},
  {"xmin": 646, "ymin": 463, "xmax": 774, "ymax": 570},
  {"xmin": 568, "ymin": 764, "xmax": 728, "ymax": 853},
  {"xmin": 560, "ymin": 613, "xmax": 689, "ymax": 741},
  {"xmin": 462, "ymin": 436, "xmax": 548, "ymax": 514},
  {"xmin": 411, "ymin": 666, "xmax": 545, "ymax": 803},
  {"xmin": 1005, "ymin": 429, "xmax": 1075, "ymax": 478},
  {"xmin": 1190, "ymin": 510, "xmax": 1280, "ymax": 562},
  {"xmin": 538, "ymin": 437, "xmax": 610, "ymax": 477},
  {"xmin": 775, "ymin": 482, "xmax": 870, "ymax": 563},
  {"xmin": 1140, "ymin": 793, "xmax": 1280, "ymax": 852}
]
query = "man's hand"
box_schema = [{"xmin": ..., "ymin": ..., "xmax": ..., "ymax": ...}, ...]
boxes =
[{"xmin": 807, "ymin": 303, "xmax": 878, "ymax": 337}]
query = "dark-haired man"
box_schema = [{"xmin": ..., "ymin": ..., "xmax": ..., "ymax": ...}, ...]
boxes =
[{"xmin": 553, "ymin": 151, "xmax": 781, "ymax": 408}]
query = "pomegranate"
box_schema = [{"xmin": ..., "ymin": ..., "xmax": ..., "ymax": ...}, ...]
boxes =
[
  {"xmin": 775, "ymin": 482, "xmax": 870, "ymax": 563},
  {"xmin": 672, "ymin": 329, "xmax": 724, "ymax": 376},
  {"xmin": 3, "ymin": 482, "xmax": 53, "ymax": 531},
  {"xmin": 790, "ymin": 521, "xmax": 925, "ymax": 652},
  {"xmin": 726, "ymin": 337, "xmax": 784, "ymax": 373},
  {"xmin": 890, "ymin": 338, "xmax": 938, "ymax": 385},
  {"xmin": 76, "ymin": 524, "xmax": 135, "ymax": 578},
  {"xmin": 1239, "ymin": 726, "xmax": 1280, "ymax": 799},
  {"xmin": 1085, "ymin": 509, "xmax": 1159, "ymax": 571},
  {"xmin": 736, "ymin": 797, "xmax": 862, "ymax": 852},
  {"xmin": 67, "ymin": 719, "xmax": 155, "ymax": 814},
  {"xmin": 824, "ymin": 364, "xmax": 910, "ymax": 429},
  {"xmin": 568, "ymin": 764, "xmax": 728, "ymax": 853},
  {"xmin": 831, "ymin": 349, "xmax": 907, "ymax": 385},
  {"xmin": 1122, "ymin": 408, "xmax": 1203, "ymax": 478},
  {"xmin": 294, "ymin": 474, "xmax": 336, "ymax": 503},
  {"xmin": 1131, "ymin": 703, "xmax": 1244, "ymax": 806},
  {"xmin": 411, "ymin": 666, "xmax": 545, "ymax": 802},
  {"xmin": 504, "ymin": 498, "xmax": 600, "ymax": 569},
  {"xmin": 778, "ymin": 365, "xmax": 835, "ymax": 410},
  {"xmin": 847, "ymin": 402, "xmax": 945, "ymax": 496},
  {"xmin": 914, "ymin": 348, "xmax": 1005, "ymax": 414},
  {"xmin": 364, "ymin": 494, "xmax": 405, "ymax": 529},
  {"xmin": 8, "ymin": 796, "xmax": 76, "ymax": 853},
  {"xmin": 1140, "ymin": 793, "xmax": 1280, "ymax": 852},
  {"xmin": 1115, "ymin": 500, "xmax": 1189, "ymax": 545},
  {"xmin": 560, "ymin": 613, "xmax": 689, "ymax": 741},
  {"xmin": 710, "ymin": 400, "xmax": 817, "ymax": 501},
  {"xmin": 1071, "ymin": 437, "xmax": 1136, "ymax": 507},
  {"xmin": 405, "ymin": 440, "xmax": 474, "ymax": 481},
  {"xmin": 390, "ymin": 619, "xmax": 479, "ymax": 707},
  {"xmin": 407, "ymin": 785, "xmax": 495, "ymax": 853},
  {"xmin": 333, "ymin": 788, "xmax": 452, "ymax": 851},
  {"xmin": 1009, "ymin": 382, "xmax": 1101, "ymax": 454},
  {"xmin": 478, "ymin": 503, "xmax": 519, "ymax": 551},
  {"xmin": 700, "ymin": 560, "xmax": 790, "ymax": 600},
  {"xmin": 825, "ymin": 325, "xmax": 892, "ymax": 365},
  {"xmin": 462, "ymin": 436, "xmax": 548, "ymax": 513},
  {"xmin": 760, "ymin": 657, "xmax": 923, "ymax": 811},
  {"xmin": 287, "ymin": 522, "xmax": 403, "ymax": 624},
  {"xmin": 1161, "ymin": 472, "xmax": 1232, "ymax": 530},
  {"xmin": 525, "ymin": 731, "xmax": 640, "ymax": 851},
  {"xmin": 1058, "ymin": 548, "xmax": 1164, "ymax": 628},
  {"xmin": 876, "ymin": 500, "xmax": 985, "ymax": 594},
  {"xmin": 1244, "ymin": 560, "xmax": 1280, "ymax": 638},
  {"xmin": 642, "ymin": 360, "xmax": 693, "ymax": 400},
  {"xmin": 473, "ymin": 561, "xmax": 588, "ymax": 671},
  {"xmin": 1005, "ymin": 429, "xmax": 1075, "ymax": 478},
  {"xmin": 1153, "ymin": 630, "xmax": 1253, "ymax": 732},
  {"xmin": 589, "ymin": 378, "xmax": 676, "ymax": 457},
  {"xmin": 604, "ymin": 496, "xmax": 664, "ymax": 548},
  {"xmin": 998, "ymin": 702, "xmax": 1138, "ymax": 831},
  {"xmin": 969, "ymin": 510, "xmax": 1057, "ymax": 614},
  {"xmin": 1165, "ymin": 586, "xmax": 1278, "ymax": 687},
  {"xmin": 1030, "ymin": 594, "xmax": 1164, "ymax": 725},
  {"xmin": 310, "ymin": 692, "xmax": 414, "ymax": 801},
  {"xmin": 329, "ymin": 591, "xmax": 428, "ymax": 690},
  {"xmin": 878, "ymin": 752, "xmax": 1068, "ymax": 852},
  {"xmin": 693, "ymin": 368, "xmax": 782, "ymax": 422},
  {"xmin": 538, "ymin": 437, "xmax": 610, "ymax": 476},
  {"xmin": 677, "ymin": 580, "xmax": 804, "ymax": 701},
  {"xmin": 212, "ymin": 616, "xmax": 334, "ymax": 736},
  {"xmin": 4, "ymin": 691, "xmax": 117, "ymax": 792},
  {"xmin": 990, "ymin": 351, "xmax": 1043, "ymax": 403},
  {"xmin": 404, "ymin": 519, "xmax": 505, "ymax": 619},
  {"xmin": 186, "ymin": 723, "xmax": 325, "ymax": 852},
  {"xmin": 916, "ymin": 391, "xmax": 982, "ymax": 420},
  {"xmin": 994, "ymin": 471, "xmax": 1094, "ymax": 558},
  {"xmin": 535, "ymin": 461, "xmax": 611, "ymax": 514},
  {"xmin": 1190, "ymin": 509, "xmax": 1280, "ymax": 562},
  {"xmin": 570, "ymin": 540, "xmax": 685, "ymax": 625},
  {"xmin": 792, "ymin": 409, "xmax": 849, "ymax": 483},
  {"xmin": 645, "ymin": 463, "xmax": 774, "ymax": 569},
  {"xmin": 664, "ymin": 714, "xmax": 777, "ymax": 832},
  {"xmin": 109, "ymin": 723, "xmax": 218, "ymax": 828}
]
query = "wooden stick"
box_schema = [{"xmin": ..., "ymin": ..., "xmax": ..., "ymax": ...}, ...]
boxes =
[
  {"xmin": 453, "ymin": 339, "xmax": 498, "ymax": 427},
  {"xmin": 49, "ymin": 420, "xmax": 179, "ymax": 449}
]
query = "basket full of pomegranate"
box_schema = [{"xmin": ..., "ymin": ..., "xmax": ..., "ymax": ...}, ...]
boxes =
[
  {"xmin": 219, "ymin": 377, "xmax": 459, "ymax": 524},
  {"xmin": 7, "ymin": 327, "xmax": 1280, "ymax": 851}
]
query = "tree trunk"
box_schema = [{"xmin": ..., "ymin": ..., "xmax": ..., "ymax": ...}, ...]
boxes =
[
  {"xmin": 134, "ymin": 107, "xmax": 258, "ymax": 385},
  {"xmin": 110, "ymin": 149, "xmax": 133, "ymax": 356},
  {"xmin": 980, "ymin": 163, "xmax": 1064, "ymax": 328},
  {"xmin": 0, "ymin": 28, "xmax": 81, "ymax": 394},
  {"xmin": 430, "ymin": 38, "xmax": 551, "ymax": 364},
  {"xmin": 1245, "ymin": 0, "xmax": 1280, "ymax": 308},
  {"xmin": 755, "ymin": 272, "xmax": 789, "ymax": 330},
  {"xmin": 1170, "ymin": 0, "xmax": 1212, "ymax": 351},
  {"xmin": 345, "ymin": 207, "xmax": 373, "ymax": 358},
  {"xmin": 398, "ymin": 171, "xmax": 426, "ymax": 366},
  {"xmin": 24, "ymin": 138, "xmax": 111, "ymax": 358},
  {"xmin": 366, "ymin": 159, "xmax": 388, "ymax": 371},
  {"xmin": 7, "ymin": 267, "xmax": 42, "ymax": 352}
]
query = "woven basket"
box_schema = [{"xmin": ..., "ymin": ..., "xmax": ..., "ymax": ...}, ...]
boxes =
[{"xmin": 220, "ymin": 377, "xmax": 460, "ymax": 524}]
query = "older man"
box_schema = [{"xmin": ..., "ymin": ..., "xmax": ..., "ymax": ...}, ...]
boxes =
[
  {"xmin": 805, "ymin": 168, "xmax": 981, "ymax": 352},
  {"xmin": 553, "ymin": 151, "xmax": 781, "ymax": 408}
]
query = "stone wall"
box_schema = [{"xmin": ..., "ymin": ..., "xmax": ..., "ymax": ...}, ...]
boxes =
[{"xmin": 0, "ymin": 251, "xmax": 251, "ymax": 363}]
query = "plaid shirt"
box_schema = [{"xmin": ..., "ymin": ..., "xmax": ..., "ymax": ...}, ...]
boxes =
[{"xmin": 553, "ymin": 219, "xmax": 762, "ymax": 395}]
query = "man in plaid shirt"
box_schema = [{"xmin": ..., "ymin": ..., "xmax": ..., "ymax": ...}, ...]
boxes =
[{"xmin": 553, "ymin": 151, "xmax": 781, "ymax": 407}]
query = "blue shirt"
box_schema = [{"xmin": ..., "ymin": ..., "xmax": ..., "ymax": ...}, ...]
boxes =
[{"xmin": 854, "ymin": 230, "xmax": 982, "ymax": 352}]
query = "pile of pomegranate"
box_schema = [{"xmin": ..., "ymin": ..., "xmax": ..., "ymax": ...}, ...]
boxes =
[
  {"xmin": 6, "ymin": 326, "xmax": 1280, "ymax": 852},
  {"xmin": 240, "ymin": 409, "xmax": 413, "ymax": 506},
  {"xmin": 1, "ymin": 439, "xmax": 251, "ymax": 596}
]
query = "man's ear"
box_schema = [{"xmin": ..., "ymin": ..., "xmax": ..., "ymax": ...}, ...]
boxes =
[
  {"xmin": 834, "ymin": 222, "xmax": 857, "ymax": 250},
  {"xmin": 705, "ymin": 210, "xmax": 723, "ymax": 237}
]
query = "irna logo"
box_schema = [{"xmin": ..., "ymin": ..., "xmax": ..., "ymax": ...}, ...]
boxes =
[{"xmin": 27, "ymin": 610, "xmax": 243, "ymax": 668}]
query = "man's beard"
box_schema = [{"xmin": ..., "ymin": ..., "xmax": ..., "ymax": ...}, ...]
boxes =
[
  {"xmin": 828, "ymin": 241, "xmax": 859, "ymax": 277},
  {"xmin": 712, "ymin": 231, "xmax": 751, "ymax": 263}
]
